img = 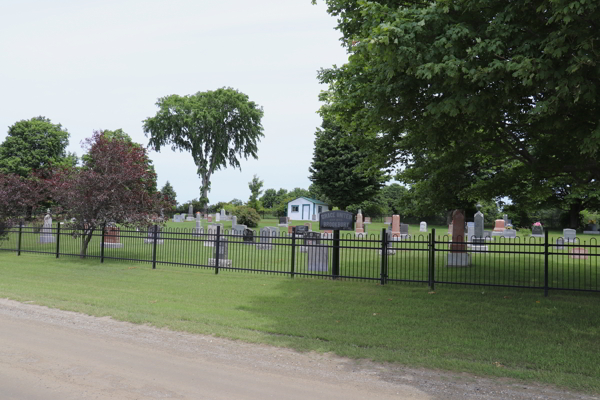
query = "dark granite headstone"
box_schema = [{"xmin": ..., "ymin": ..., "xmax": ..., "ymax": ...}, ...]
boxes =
[
  {"xmin": 214, "ymin": 238, "xmax": 228, "ymax": 259},
  {"xmin": 400, "ymin": 224, "xmax": 409, "ymax": 235},
  {"xmin": 243, "ymin": 228, "xmax": 254, "ymax": 244},
  {"xmin": 294, "ymin": 225, "xmax": 309, "ymax": 236},
  {"xmin": 304, "ymin": 231, "xmax": 321, "ymax": 246},
  {"xmin": 532, "ymin": 224, "xmax": 544, "ymax": 236}
]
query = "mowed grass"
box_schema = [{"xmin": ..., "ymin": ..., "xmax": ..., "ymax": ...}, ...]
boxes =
[{"xmin": 0, "ymin": 252, "xmax": 598, "ymax": 394}]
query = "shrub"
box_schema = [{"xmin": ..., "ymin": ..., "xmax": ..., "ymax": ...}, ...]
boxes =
[{"xmin": 236, "ymin": 205, "xmax": 260, "ymax": 228}]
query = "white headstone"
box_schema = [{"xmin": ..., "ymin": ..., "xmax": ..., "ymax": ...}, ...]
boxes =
[
  {"xmin": 563, "ymin": 229, "xmax": 576, "ymax": 242},
  {"xmin": 420, "ymin": 221, "xmax": 427, "ymax": 232},
  {"xmin": 39, "ymin": 209, "xmax": 55, "ymax": 243}
]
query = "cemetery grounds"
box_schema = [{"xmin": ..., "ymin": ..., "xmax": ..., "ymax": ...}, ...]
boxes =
[{"xmin": 0, "ymin": 219, "xmax": 598, "ymax": 395}]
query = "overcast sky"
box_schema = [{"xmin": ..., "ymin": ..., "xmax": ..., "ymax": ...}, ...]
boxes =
[{"xmin": 0, "ymin": 0, "xmax": 349, "ymax": 205}]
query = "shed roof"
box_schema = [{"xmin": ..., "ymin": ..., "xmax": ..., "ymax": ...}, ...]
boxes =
[{"xmin": 288, "ymin": 197, "xmax": 328, "ymax": 206}]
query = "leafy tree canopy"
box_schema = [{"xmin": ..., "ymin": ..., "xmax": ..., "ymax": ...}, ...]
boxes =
[
  {"xmin": 143, "ymin": 87, "xmax": 264, "ymax": 209},
  {"xmin": 247, "ymin": 174, "xmax": 264, "ymax": 211},
  {"xmin": 160, "ymin": 181, "xmax": 177, "ymax": 206},
  {"xmin": 316, "ymin": 0, "xmax": 600, "ymax": 227},
  {"xmin": 49, "ymin": 131, "xmax": 168, "ymax": 257},
  {"xmin": 0, "ymin": 116, "xmax": 76, "ymax": 177},
  {"xmin": 309, "ymin": 117, "xmax": 388, "ymax": 210}
]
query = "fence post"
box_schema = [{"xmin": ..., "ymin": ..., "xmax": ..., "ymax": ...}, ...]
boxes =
[
  {"xmin": 290, "ymin": 230, "xmax": 296, "ymax": 278},
  {"xmin": 429, "ymin": 229, "xmax": 435, "ymax": 290},
  {"xmin": 332, "ymin": 230, "xmax": 340, "ymax": 279},
  {"xmin": 17, "ymin": 222, "xmax": 23, "ymax": 256},
  {"xmin": 544, "ymin": 229, "xmax": 549, "ymax": 297},
  {"xmin": 152, "ymin": 224, "xmax": 158, "ymax": 270},
  {"xmin": 380, "ymin": 228, "xmax": 387, "ymax": 285},
  {"xmin": 56, "ymin": 221, "xmax": 61, "ymax": 258},
  {"xmin": 215, "ymin": 225, "xmax": 221, "ymax": 275},
  {"xmin": 100, "ymin": 223, "xmax": 106, "ymax": 263}
]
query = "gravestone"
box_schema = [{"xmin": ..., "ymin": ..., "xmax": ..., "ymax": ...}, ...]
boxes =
[
  {"xmin": 420, "ymin": 222, "xmax": 427, "ymax": 232},
  {"xmin": 221, "ymin": 208, "xmax": 226, "ymax": 218},
  {"xmin": 466, "ymin": 222, "xmax": 475, "ymax": 240},
  {"xmin": 232, "ymin": 216, "xmax": 237, "ymax": 227},
  {"xmin": 144, "ymin": 226, "xmax": 164, "ymax": 245},
  {"xmin": 531, "ymin": 223, "xmax": 544, "ymax": 238},
  {"xmin": 312, "ymin": 214, "xmax": 317, "ymax": 221},
  {"xmin": 232, "ymin": 224, "xmax": 247, "ymax": 235},
  {"xmin": 278, "ymin": 216, "xmax": 288, "ymax": 227},
  {"xmin": 563, "ymin": 229, "xmax": 577, "ymax": 243},
  {"xmin": 471, "ymin": 206, "xmax": 488, "ymax": 250},
  {"xmin": 39, "ymin": 210, "xmax": 55, "ymax": 244},
  {"xmin": 364, "ymin": 217, "xmax": 372, "ymax": 224},
  {"xmin": 300, "ymin": 231, "xmax": 321, "ymax": 253},
  {"xmin": 474, "ymin": 207, "xmax": 484, "ymax": 240},
  {"xmin": 583, "ymin": 223, "xmax": 599, "ymax": 234},
  {"xmin": 207, "ymin": 215, "xmax": 213, "ymax": 222},
  {"xmin": 243, "ymin": 228, "xmax": 255, "ymax": 245},
  {"xmin": 570, "ymin": 248, "xmax": 589, "ymax": 260},
  {"xmin": 556, "ymin": 237, "xmax": 565, "ymax": 250},
  {"xmin": 492, "ymin": 219, "xmax": 506, "ymax": 236},
  {"xmin": 294, "ymin": 225, "xmax": 309, "ymax": 237},
  {"xmin": 215, "ymin": 213, "xmax": 221, "ymax": 222},
  {"xmin": 196, "ymin": 212, "xmax": 201, "ymax": 222},
  {"xmin": 321, "ymin": 230, "xmax": 333, "ymax": 239},
  {"xmin": 208, "ymin": 237, "xmax": 232, "ymax": 267},
  {"xmin": 103, "ymin": 224, "xmax": 123, "ymax": 248},
  {"xmin": 186, "ymin": 205, "xmax": 195, "ymax": 221},
  {"xmin": 447, "ymin": 209, "xmax": 470, "ymax": 266},
  {"xmin": 503, "ymin": 229, "xmax": 517, "ymax": 239},
  {"xmin": 257, "ymin": 227, "xmax": 278, "ymax": 250},
  {"xmin": 193, "ymin": 220, "xmax": 204, "ymax": 237},
  {"xmin": 400, "ymin": 223, "xmax": 410, "ymax": 239},
  {"xmin": 384, "ymin": 216, "xmax": 392, "ymax": 225},
  {"xmin": 448, "ymin": 224, "xmax": 453, "ymax": 235},
  {"xmin": 355, "ymin": 210, "xmax": 364, "ymax": 236},
  {"xmin": 390, "ymin": 215, "xmax": 401, "ymax": 241},
  {"xmin": 204, "ymin": 224, "xmax": 223, "ymax": 247},
  {"xmin": 307, "ymin": 238, "xmax": 328, "ymax": 272}
]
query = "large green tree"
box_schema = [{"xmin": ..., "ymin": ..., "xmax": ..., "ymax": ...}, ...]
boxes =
[
  {"xmin": 247, "ymin": 174, "xmax": 264, "ymax": 211},
  {"xmin": 309, "ymin": 117, "xmax": 388, "ymax": 210},
  {"xmin": 0, "ymin": 116, "xmax": 76, "ymax": 177},
  {"xmin": 315, "ymin": 0, "xmax": 600, "ymax": 228},
  {"xmin": 143, "ymin": 87, "xmax": 264, "ymax": 210},
  {"xmin": 160, "ymin": 181, "xmax": 177, "ymax": 206}
]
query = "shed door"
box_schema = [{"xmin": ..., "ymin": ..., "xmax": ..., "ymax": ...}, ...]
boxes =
[{"xmin": 302, "ymin": 204, "xmax": 310, "ymax": 220}]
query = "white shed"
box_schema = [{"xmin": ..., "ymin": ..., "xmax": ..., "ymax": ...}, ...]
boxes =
[{"xmin": 287, "ymin": 197, "xmax": 329, "ymax": 221}]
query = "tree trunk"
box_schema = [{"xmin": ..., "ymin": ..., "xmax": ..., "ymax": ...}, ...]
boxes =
[
  {"xmin": 79, "ymin": 226, "xmax": 95, "ymax": 258},
  {"xmin": 568, "ymin": 201, "xmax": 583, "ymax": 230},
  {"xmin": 200, "ymin": 172, "xmax": 211, "ymax": 214}
]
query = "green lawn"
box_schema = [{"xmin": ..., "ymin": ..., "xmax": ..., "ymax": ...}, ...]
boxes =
[{"xmin": 0, "ymin": 251, "xmax": 598, "ymax": 394}]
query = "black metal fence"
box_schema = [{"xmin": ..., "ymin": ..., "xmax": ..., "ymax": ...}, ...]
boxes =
[{"xmin": 1, "ymin": 224, "xmax": 598, "ymax": 296}]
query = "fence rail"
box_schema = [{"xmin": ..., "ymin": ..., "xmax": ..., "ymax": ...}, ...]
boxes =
[{"xmin": 1, "ymin": 224, "xmax": 598, "ymax": 296}]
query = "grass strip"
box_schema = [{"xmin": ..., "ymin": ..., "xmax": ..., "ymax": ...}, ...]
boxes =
[{"xmin": 0, "ymin": 252, "xmax": 598, "ymax": 393}]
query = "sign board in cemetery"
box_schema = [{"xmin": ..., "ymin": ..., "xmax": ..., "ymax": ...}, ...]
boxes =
[{"xmin": 319, "ymin": 211, "xmax": 354, "ymax": 231}]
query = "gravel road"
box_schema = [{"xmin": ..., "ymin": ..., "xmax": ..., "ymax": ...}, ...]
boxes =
[{"xmin": 0, "ymin": 298, "xmax": 596, "ymax": 400}]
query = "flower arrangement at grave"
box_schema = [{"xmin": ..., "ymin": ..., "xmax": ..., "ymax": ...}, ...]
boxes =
[
  {"xmin": 533, "ymin": 221, "xmax": 542, "ymax": 226},
  {"xmin": 505, "ymin": 224, "xmax": 513, "ymax": 229}
]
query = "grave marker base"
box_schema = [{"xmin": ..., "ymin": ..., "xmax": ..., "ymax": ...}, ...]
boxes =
[{"xmin": 446, "ymin": 253, "xmax": 471, "ymax": 267}]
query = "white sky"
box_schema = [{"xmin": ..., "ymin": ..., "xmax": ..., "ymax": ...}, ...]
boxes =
[{"xmin": 0, "ymin": 0, "xmax": 349, "ymax": 205}]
